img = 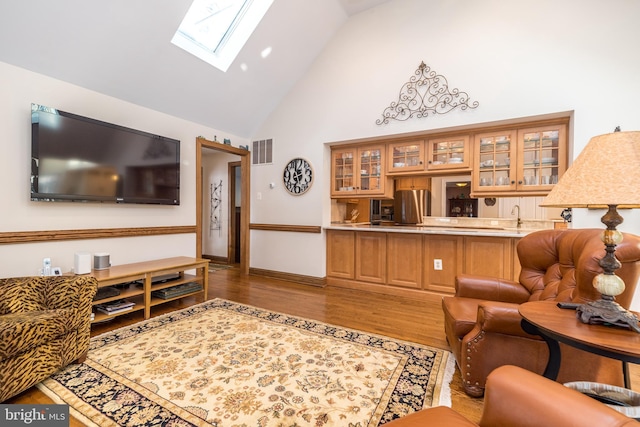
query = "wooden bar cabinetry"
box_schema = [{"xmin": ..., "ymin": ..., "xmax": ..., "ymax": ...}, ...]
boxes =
[
  {"xmin": 387, "ymin": 233, "xmax": 423, "ymax": 289},
  {"xmin": 331, "ymin": 145, "xmax": 392, "ymax": 198},
  {"xmin": 463, "ymin": 236, "xmax": 513, "ymax": 280},
  {"xmin": 90, "ymin": 256, "xmax": 209, "ymax": 324},
  {"xmin": 355, "ymin": 232, "xmax": 387, "ymax": 284},
  {"xmin": 472, "ymin": 121, "xmax": 567, "ymax": 197},
  {"xmin": 423, "ymin": 234, "xmax": 464, "ymax": 293},
  {"xmin": 326, "ymin": 229, "xmax": 522, "ymax": 297},
  {"xmin": 395, "ymin": 176, "xmax": 430, "ymax": 191},
  {"xmin": 326, "ymin": 230, "xmax": 355, "ymax": 279},
  {"xmin": 331, "ymin": 116, "xmax": 569, "ymax": 198},
  {"xmin": 426, "ymin": 135, "xmax": 472, "ymax": 171},
  {"xmin": 387, "ymin": 140, "xmax": 425, "ymax": 173}
]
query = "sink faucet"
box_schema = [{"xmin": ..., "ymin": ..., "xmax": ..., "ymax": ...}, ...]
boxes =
[{"xmin": 511, "ymin": 204, "xmax": 522, "ymax": 228}]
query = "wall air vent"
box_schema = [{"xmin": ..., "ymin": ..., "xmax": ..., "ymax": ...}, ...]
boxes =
[{"xmin": 252, "ymin": 138, "xmax": 272, "ymax": 165}]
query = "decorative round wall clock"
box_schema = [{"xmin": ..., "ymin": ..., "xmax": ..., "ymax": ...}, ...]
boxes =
[{"xmin": 283, "ymin": 158, "xmax": 313, "ymax": 195}]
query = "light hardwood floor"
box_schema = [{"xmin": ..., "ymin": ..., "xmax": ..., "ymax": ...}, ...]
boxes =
[{"xmin": 8, "ymin": 265, "xmax": 640, "ymax": 425}]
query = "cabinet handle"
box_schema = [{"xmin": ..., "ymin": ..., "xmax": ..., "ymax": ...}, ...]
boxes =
[
  {"xmin": 517, "ymin": 180, "xmax": 522, "ymax": 185},
  {"xmin": 420, "ymin": 161, "xmax": 423, "ymax": 165}
]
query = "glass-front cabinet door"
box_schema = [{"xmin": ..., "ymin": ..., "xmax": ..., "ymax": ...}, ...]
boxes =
[
  {"xmin": 331, "ymin": 145, "xmax": 388, "ymax": 197},
  {"xmin": 426, "ymin": 136, "xmax": 471, "ymax": 170},
  {"xmin": 473, "ymin": 130, "xmax": 518, "ymax": 193},
  {"xmin": 517, "ymin": 125, "xmax": 567, "ymax": 190},
  {"xmin": 387, "ymin": 140, "xmax": 425, "ymax": 173},
  {"xmin": 357, "ymin": 146, "xmax": 384, "ymax": 194},
  {"xmin": 473, "ymin": 123, "xmax": 567, "ymax": 195},
  {"xmin": 331, "ymin": 148, "xmax": 356, "ymax": 195}
]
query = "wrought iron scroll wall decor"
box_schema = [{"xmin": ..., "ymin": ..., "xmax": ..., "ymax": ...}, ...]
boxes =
[{"xmin": 376, "ymin": 61, "xmax": 479, "ymax": 125}]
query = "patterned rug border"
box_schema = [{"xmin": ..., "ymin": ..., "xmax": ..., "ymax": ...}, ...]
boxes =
[
  {"xmin": 208, "ymin": 264, "xmax": 232, "ymax": 271},
  {"xmin": 38, "ymin": 298, "xmax": 455, "ymax": 426}
]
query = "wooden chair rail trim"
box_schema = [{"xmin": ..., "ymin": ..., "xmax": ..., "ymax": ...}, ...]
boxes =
[
  {"xmin": 249, "ymin": 223, "xmax": 322, "ymax": 233},
  {"xmin": 0, "ymin": 226, "xmax": 196, "ymax": 244}
]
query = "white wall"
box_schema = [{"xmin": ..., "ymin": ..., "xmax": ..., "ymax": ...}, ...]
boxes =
[
  {"xmin": 0, "ymin": 61, "xmax": 248, "ymax": 276},
  {"xmin": 252, "ymin": 0, "xmax": 640, "ymax": 305}
]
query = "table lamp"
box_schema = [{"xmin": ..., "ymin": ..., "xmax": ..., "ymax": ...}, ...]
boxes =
[{"xmin": 540, "ymin": 130, "xmax": 640, "ymax": 332}]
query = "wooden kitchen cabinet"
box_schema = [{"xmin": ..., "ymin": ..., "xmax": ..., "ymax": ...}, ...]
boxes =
[
  {"xmin": 331, "ymin": 145, "xmax": 393, "ymax": 198},
  {"xmin": 516, "ymin": 124, "xmax": 567, "ymax": 190},
  {"xmin": 355, "ymin": 232, "xmax": 386, "ymax": 284},
  {"xmin": 472, "ymin": 121, "xmax": 568, "ymax": 197},
  {"xmin": 387, "ymin": 233, "xmax": 422, "ymax": 288},
  {"xmin": 472, "ymin": 129, "xmax": 518, "ymax": 194},
  {"xmin": 326, "ymin": 229, "xmax": 523, "ymax": 298},
  {"xmin": 426, "ymin": 135, "xmax": 472, "ymax": 171},
  {"xmin": 395, "ymin": 176, "xmax": 430, "ymax": 191},
  {"xmin": 464, "ymin": 236, "xmax": 514, "ymax": 280},
  {"xmin": 387, "ymin": 140, "xmax": 425, "ymax": 173},
  {"xmin": 423, "ymin": 235, "xmax": 464, "ymax": 293},
  {"xmin": 326, "ymin": 230, "xmax": 355, "ymax": 279}
]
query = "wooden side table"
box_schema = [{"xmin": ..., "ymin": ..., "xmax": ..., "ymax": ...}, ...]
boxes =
[{"xmin": 519, "ymin": 300, "xmax": 640, "ymax": 388}]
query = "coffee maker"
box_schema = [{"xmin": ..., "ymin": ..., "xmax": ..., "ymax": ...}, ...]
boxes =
[{"xmin": 370, "ymin": 199, "xmax": 394, "ymax": 225}]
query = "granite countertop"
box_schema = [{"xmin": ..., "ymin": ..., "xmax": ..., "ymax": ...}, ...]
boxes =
[
  {"xmin": 325, "ymin": 217, "xmax": 561, "ymax": 238},
  {"xmin": 324, "ymin": 223, "xmax": 534, "ymax": 237}
]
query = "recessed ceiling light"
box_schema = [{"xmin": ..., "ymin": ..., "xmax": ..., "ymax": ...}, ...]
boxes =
[{"xmin": 261, "ymin": 46, "xmax": 272, "ymax": 58}]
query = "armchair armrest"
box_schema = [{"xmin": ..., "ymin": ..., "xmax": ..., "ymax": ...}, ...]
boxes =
[
  {"xmin": 381, "ymin": 365, "xmax": 639, "ymax": 426},
  {"xmin": 475, "ymin": 301, "xmax": 539, "ymax": 338},
  {"xmin": 455, "ymin": 273, "xmax": 531, "ymax": 303},
  {"xmin": 481, "ymin": 365, "xmax": 639, "ymax": 427}
]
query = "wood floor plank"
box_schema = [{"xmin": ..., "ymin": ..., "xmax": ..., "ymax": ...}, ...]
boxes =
[{"xmin": 7, "ymin": 265, "xmax": 640, "ymax": 426}]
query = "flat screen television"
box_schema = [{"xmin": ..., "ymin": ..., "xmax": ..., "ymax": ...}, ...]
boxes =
[{"xmin": 30, "ymin": 103, "xmax": 180, "ymax": 205}]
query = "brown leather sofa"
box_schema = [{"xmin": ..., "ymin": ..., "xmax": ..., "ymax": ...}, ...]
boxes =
[
  {"xmin": 0, "ymin": 275, "xmax": 98, "ymax": 402},
  {"xmin": 384, "ymin": 365, "xmax": 640, "ymax": 426},
  {"xmin": 442, "ymin": 228, "xmax": 640, "ymax": 397}
]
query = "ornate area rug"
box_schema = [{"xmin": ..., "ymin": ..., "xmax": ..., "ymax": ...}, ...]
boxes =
[
  {"xmin": 208, "ymin": 264, "xmax": 232, "ymax": 272},
  {"xmin": 37, "ymin": 299, "xmax": 454, "ymax": 426}
]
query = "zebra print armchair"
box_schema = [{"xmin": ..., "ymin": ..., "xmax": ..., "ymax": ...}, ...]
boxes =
[{"xmin": 0, "ymin": 275, "xmax": 97, "ymax": 402}]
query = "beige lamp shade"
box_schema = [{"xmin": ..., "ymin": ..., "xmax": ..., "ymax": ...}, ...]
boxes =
[{"xmin": 540, "ymin": 131, "xmax": 640, "ymax": 208}]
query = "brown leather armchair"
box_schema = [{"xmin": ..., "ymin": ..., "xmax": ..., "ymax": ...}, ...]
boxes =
[
  {"xmin": 442, "ymin": 228, "xmax": 640, "ymax": 397},
  {"xmin": 384, "ymin": 365, "xmax": 640, "ymax": 427},
  {"xmin": 0, "ymin": 275, "xmax": 97, "ymax": 402}
]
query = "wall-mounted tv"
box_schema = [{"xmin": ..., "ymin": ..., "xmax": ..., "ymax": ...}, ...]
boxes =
[{"xmin": 31, "ymin": 103, "xmax": 180, "ymax": 205}]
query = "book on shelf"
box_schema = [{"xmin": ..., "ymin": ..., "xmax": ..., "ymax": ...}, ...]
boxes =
[
  {"xmin": 95, "ymin": 305, "xmax": 134, "ymax": 315},
  {"xmin": 95, "ymin": 299, "xmax": 135, "ymax": 315}
]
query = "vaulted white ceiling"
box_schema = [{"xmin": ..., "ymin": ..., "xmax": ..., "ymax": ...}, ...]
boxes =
[{"xmin": 0, "ymin": 0, "xmax": 390, "ymax": 138}]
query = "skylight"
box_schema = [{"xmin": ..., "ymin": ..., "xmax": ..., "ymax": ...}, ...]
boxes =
[{"xmin": 171, "ymin": 0, "xmax": 273, "ymax": 72}]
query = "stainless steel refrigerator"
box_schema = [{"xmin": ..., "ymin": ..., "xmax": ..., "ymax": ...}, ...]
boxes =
[{"xmin": 394, "ymin": 189, "xmax": 430, "ymax": 224}]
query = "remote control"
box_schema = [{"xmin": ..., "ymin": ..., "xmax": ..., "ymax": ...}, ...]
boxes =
[{"xmin": 556, "ymin": 302, "xmax": 581, "ymax": 310}]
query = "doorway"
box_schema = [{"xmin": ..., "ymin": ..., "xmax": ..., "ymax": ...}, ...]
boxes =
[
  {"xmin": 228, "ymin": 161, "xmax": 241, "ymax": 263},
  {"xmin": 196, "ymin": 138, "xmax": 250, "ymax": 275}
]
